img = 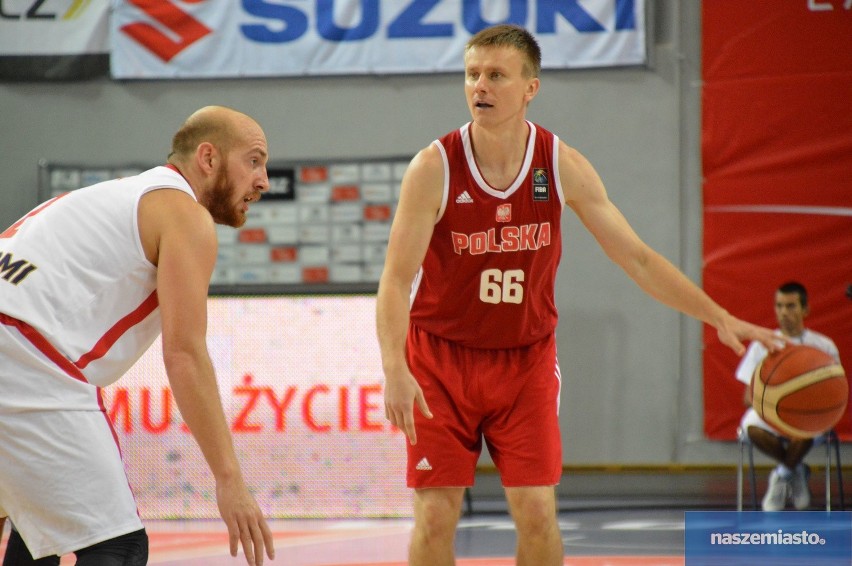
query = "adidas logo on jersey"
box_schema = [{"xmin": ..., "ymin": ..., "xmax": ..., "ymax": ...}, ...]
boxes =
[
  {"xmin": 416, "ymin": 457, "xmax": 432, "ymax": 471},
  {"xmin": 455, "ymin": 191, "xmax": 474, "ymax": 204}
]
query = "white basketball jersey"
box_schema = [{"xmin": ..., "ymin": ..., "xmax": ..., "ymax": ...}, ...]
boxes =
[{"xmin": 0, "ymin": 166, "xmax": 195, "ymax": 410}]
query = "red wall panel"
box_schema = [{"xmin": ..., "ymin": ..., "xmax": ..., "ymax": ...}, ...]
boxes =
[{"xmin": 702, "ymin": 1, "xmax": 852, "ymax": 440}]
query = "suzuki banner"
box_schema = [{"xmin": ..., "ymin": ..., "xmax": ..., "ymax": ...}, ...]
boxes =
[{"xmin": 109, "ymin": 0, "xmax": 646, "ymax": 79}]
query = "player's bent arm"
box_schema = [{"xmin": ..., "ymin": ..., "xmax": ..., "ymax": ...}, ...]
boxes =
[
  {"xmin": 139, "ymin": 190, "xmax": 273, "ymax": 565},
  {"xmin": 141, "ymin": 190, "xmax": 241, "ymax": 481},
  {"xmin": 558, "ymin": 143, "xmax": 778, "ymax": 355}
]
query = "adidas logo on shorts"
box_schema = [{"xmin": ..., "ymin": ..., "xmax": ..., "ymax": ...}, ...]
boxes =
[{"xmin": 416, "ymin": 457, "xmax": 432, "ymax": 471}]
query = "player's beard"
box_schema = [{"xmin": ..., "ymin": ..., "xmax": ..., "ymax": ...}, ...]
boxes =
[{"xmin": 201, "ymin": 160, "xmax": 246, "ymax": 228}]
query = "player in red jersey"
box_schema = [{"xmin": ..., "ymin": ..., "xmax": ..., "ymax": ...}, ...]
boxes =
[{"xmin": 376, "ymin": 24, "xmax": 782, "ymax": 565}]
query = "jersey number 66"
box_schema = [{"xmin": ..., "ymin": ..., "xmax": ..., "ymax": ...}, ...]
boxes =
[{"xmin": 479, "ymin": 268, "xmax": 524, "ymax": 304}]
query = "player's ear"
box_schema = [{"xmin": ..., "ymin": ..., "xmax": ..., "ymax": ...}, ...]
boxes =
[
  {"xmin": 195, "ymin": 142, "xmax": 216, "ymax": 173},
  {"xmin": 525, "ymin": 77, "xmax": 540, "ymax": 102}
]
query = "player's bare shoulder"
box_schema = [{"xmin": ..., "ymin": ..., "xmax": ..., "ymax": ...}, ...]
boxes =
[
  {"xmin": 406, "ymin": 143, "xmax": 444, "ymax": 188},
  {"xmin": 398, "ymin": 143, "xmax": 445, "ymax": 218},
  {"xmin": 557, "ymin": 140, "xmax": 593, "ymax": 180},
  {"xmin": 138, "ymin": 188, "xmax": 213, "ymax": 265},
  {"xmin": 556, "ymin": 140, "xmax": 607, "ymax": 207}
]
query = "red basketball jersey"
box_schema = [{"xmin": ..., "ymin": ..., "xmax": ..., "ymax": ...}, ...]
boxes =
[{"xmin": 409, "ymin": 121, "xmax": 565, "ymax": 349}]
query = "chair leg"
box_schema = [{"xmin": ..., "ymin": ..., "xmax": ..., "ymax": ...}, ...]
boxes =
[
  {"xmin": 831, "ymin": 430, "xmax": 844, "ymax": 511},
  {"xmin": 747, "ymin": 437, "xmax": 758, "ymax": 509},
  {"xmin": 825, "ymin": 431, "xmax": 832, "ymax": 512},
  {"xmin": 737, "ymin": 434, "xmax": 744, "ymax": 512}
]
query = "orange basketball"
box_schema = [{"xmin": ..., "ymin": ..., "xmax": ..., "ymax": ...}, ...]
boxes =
[{"xmin": 751, "ymin": 344, "xmax": 848, "ymax": 439}]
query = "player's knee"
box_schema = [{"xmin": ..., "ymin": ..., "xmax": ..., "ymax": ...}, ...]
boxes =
[
  {"xmin": 506, "ymin": 488, "xmax": 557, "ymax": 534},
  {"xmin": 414, "ymin": 491, "xmax": 463, "ymax": 537},
  {"xmin": 74, "ymin": 528, "xmax": 148, "ymax": 566},
  {"xmin": 513, "ymin": 501, "xmax": 557, "ymax": 535}
]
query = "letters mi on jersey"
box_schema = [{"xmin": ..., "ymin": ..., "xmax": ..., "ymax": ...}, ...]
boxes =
[
  {"xmin": 0, "ymin": 251, "xmax": 37, "ymax": 285},
  {"xmin": 451, "ymin": 222, "xmax": 552, "ymax": 255}
]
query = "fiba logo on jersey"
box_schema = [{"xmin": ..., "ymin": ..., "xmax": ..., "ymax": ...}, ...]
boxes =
[
  {"xmin": 533, "ymin": 168, "xmax": 550, "ymax": 201},
  {"xmin": 496, "ymin": 204, "xmax": 512, "ymax": 223}
]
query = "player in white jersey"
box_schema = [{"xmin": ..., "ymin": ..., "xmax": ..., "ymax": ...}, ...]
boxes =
[
  {"xmin": 735, "ymin": 281, "xmax": 841, "ymax": 511},
  {"xmin": 0, "ymin": 106, "xmax": 275, "ymax": 565}
]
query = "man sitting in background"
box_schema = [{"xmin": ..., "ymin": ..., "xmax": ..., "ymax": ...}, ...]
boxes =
[{"xmin": 736, "ymin": 281, "xmax": 841, "ymax": 511}]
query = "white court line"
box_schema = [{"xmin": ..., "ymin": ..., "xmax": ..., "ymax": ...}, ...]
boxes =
[{"xmin": 706, "ymin": 205, "xmax": 852, "ymax": 217}]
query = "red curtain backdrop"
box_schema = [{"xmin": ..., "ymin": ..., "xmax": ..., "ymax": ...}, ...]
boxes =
[{"xmin": 702, "ymin": 2, "xmax": 852, "ymax": 440}]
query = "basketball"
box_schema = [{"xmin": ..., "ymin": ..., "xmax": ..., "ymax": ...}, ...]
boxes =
[{"xmin": 751, "ymin": 345, "xmax": 848, "ymax": 439}]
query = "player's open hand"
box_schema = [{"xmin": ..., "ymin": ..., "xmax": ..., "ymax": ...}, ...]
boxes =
[
  {"xmin": 716, "ymin": 314, "xmax": 785, "ymax": 357},
  {"xmin": 384, "ymin": 368, "xmax": 432, "ymax": 445},
  {"xmin": 216, "ymin": 476, "xmax": 275, "ymax": 566}
]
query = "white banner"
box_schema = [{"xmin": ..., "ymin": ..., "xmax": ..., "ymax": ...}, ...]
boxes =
[
  {"xmin": 0, "ymin": 0, "xmax": 109, "ymax": 55},
  {"xmin": 110, "ymin": 0, "xmax": 646, "ymax": 79}
]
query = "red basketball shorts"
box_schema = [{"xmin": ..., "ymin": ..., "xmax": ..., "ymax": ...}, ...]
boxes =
[{"xmin": 405, "ymin": 324, "xmax": 562, "ymax": 488}]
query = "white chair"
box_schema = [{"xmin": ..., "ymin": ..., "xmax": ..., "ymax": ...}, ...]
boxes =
[{"xmin": 737, "ymin": 427, "xmax": 844, "ymax": 511}]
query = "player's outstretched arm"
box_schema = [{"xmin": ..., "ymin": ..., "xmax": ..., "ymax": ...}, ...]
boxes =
[
  {"xmin": 140, "ymin": 189, "xmax": 275, "ymax": 565},
  {"xmin": 559, "ymin": 143, "xmax": 781, "ymax": 356}
]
